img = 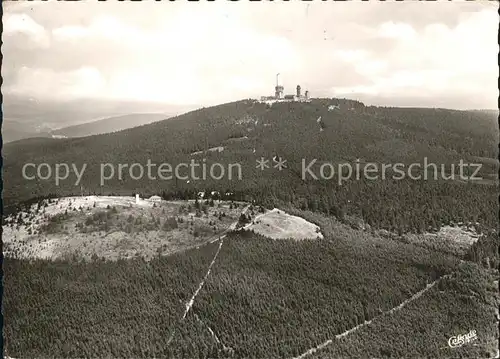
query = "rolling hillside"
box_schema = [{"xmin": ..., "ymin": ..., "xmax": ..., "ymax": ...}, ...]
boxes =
[{"xmin": 3, "ymin": 98, "xmax": 498, "ymax": 358}]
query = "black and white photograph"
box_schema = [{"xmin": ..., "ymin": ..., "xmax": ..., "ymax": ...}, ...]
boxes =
[{"xmin": 2, "ymin": 1, "xmax": 499, "ymax": 358}]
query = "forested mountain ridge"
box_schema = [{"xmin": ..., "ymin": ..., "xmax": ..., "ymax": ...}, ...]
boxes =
[
  {"xmin": 4, "ymin": 99, "xmax": 498, "ymax": 236},
  {"xmin": 3, "ymin": 97, "xmax": 498, "ymax": 357}
]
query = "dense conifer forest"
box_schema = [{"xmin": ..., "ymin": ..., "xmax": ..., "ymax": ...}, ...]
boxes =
[
  {"xmin": 4, "ymin": 100, "xmax": 498, "ymax": 233},
  {"xmin": 3, "ymin": 100, "xmax": 498, "ymax": 358},
  {"xmin": 4, "ymin": 227, "xmax": 465, "ymax": 358},
  {"xmin": 309, "ymin": 263, "xmax": 499, "ymax": 359}
]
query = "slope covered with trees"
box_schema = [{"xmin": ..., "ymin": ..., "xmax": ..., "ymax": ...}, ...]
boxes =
[
  {"xmin": 3, "ymin": 204, "xmax": 497, "ymax": 358},
  {"xmin": 4, "ymin": 99, "xmax": 498, "ymax": 269},
  {"xmin": 3, "ymin": 99, "xmax": 498, "ymax": 358},
  {"xmin": 4, "ymin": 100, "xmax": 497, "ymax": 232},
  {"xmin": 3, "ymin": 242, "xmax": 221, "ymax": 358},
  {"xmin": 190, "ymin": 230, "xmax": 459, "ymax": 358},
  {"xmin": 309, "ymin": 262, "xmax": 499, "ymax": 359},
  {"xmin": 4, "ymin": 204, "xmax": 469, "ymax": 359}
]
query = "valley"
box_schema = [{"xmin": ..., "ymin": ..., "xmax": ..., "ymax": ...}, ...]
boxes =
[{"xmin": 2, "ymin": 94, "xmax": 193, "ymax": 143}]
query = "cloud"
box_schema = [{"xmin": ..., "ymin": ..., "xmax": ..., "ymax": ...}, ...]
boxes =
[
  {"xmin": 377, "ymin": 22, "xmax": 417, "ymax": 40},
  {"xmin": 2, "ymin": 13, "xmax": 50, "ymax": 48},
  {"xmin": 6, "ymin": 7, "xmax": 301, "ymax": 106},
  {"xmin": 52, "ymin": 15, "xmax": 149, "ymax": 44},
  {"xmin": 51, "ymin": 25, "xmax": 91, "ymax": 40},
  {"xmin": 329, "ymin": 9, "xmax": 498, "ymax": 109},
  {"xmin": 9, "ymin": 66, "xmax": 107, "ymax": 99}
]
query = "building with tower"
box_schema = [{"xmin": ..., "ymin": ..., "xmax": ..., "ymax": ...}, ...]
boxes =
[
  {"xmin": 275, "ymin": 73, "xmax": 284, "ymax": 99},
  {"xmin": 259, "ymin": 74, "xmax": 311, "ymax": 104}
]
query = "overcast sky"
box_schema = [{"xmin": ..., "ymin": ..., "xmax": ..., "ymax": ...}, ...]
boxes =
[{"xmin": 3, "ymin": 1, "xmax": 498, "ymax": 109}]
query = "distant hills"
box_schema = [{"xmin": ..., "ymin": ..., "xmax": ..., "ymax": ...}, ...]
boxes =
[
  {"xmin": 1, "ymin": 94, "xmax": 196, "ymax": 142},
  {"xmin": 2, "ymin": 120, "xmax": 52, "ymax": 144},
  {"xmin": 50, "ymin": 113, "xmax": 172, "ymax": 138}
]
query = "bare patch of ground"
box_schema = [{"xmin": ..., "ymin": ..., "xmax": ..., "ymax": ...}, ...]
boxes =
[
  {"xmin": 234, "ymin": 115, "xmax": 258, "ymax": 125},
  {"xmin": 223, "ymin": 136, "xmax": 250, "ymax": 144},
  {"xmin": 401, "ymin": 225, "xmax": 482, "ymax": 256},
  {"xmin": 246, "ymin": 208, "xmax": 323, "ymax": 240},
  {"xmin": 190, "ymin": 146, "xmax": 224, "ymax": 156},
  {"xmin": 283, "ymin": 207, "xmax": 484, "ymax": 257},
  {"xmin": 3, "ymin": 196, "xmax": 249, "ymax": 261}
]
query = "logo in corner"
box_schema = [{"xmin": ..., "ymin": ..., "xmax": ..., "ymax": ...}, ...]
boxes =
[{"xmin": 448, "ymin": 330, "xmax": 478, "ymax": 348}]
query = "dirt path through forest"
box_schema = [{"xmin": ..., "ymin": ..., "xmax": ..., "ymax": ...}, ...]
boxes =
[
  {"xmin": 167, "ymin": 205, "xmax": 252, "ymax": 345},
  {"xmin": 291, "ymin": 274, "xmax": 452, "ymax": 359}
]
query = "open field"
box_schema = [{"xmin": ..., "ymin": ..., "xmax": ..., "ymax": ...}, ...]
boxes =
[
  {"xmin": 247, "ymin": 208, "xmax": 323, "ymax": 240},
  {"xmin": 3, "ymin": 196, "xmax": 328, "ymax": 261},
  {"xmin": 3, "ymin": 196, "xmax": 249, "ymax": 261}
]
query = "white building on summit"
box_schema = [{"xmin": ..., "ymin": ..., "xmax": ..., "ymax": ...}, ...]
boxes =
[{"xmin": 259, "ymin": 73, "xmax": 311, "ymax": 104}]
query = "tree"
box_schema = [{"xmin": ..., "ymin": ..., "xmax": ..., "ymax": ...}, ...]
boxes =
[
  {"xmin": 163, "ymin": 217, "xmax": 178, "ymax": 231},
  {"xmin": 238, "ymin": 213, "xmax": 250, "ymax": 226}
]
